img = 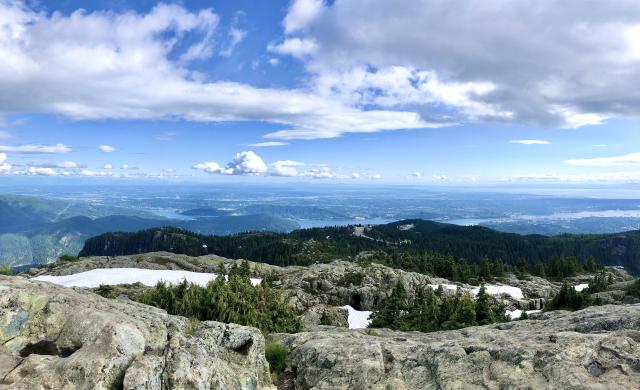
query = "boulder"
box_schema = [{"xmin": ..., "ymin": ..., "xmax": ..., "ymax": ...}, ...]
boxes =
[{"xmin": 0, "ymin": 275, "xmax": 272, "ymax": 390}]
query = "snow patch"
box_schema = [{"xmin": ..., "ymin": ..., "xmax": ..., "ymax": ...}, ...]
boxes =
[
  {"xmin": 429, "ymin": 283, "xmax": 458, "ymax": 292},
  {"xmin": 32, "ymin": 268, "xmax": 262, "ymax": 288},
  {"xmin": 340, "ymin": 305, "xmax": 372, "ymax": 329},
  {"xmin": 574, "ymin": 283, "xmax": 589, "ymax": 292},
  {"xmin": 471, "ymin": 285, "xmax": 524, "ymax": 300},
  {"xmin": 506, "ymin": 309, "xmax": 541, "ymax": 320}
]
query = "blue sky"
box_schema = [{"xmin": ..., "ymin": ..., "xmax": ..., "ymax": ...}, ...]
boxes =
[{"xmin": 1, "ymin": 0, "xmax": 640, "ymax": 185}]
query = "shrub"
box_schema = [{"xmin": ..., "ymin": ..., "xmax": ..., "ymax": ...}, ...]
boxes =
[
  {"xmin": 544, "ymin": 282, "xmax": 593, "ymax": 311},
  {"xmin": 339, "ymin": 271, "xmax": 365, "ymax": 287},
  {"xmin": 626, "ymin": 279, "xmax": 640, "ymax": 298},
  {"xmin": 136, "ymin": 271, "xmax": 303, "ymax": 334},
  {"xmin": 265, "ymin": 341, "xmax": 288, "ymax": 380},
  {"xmin": 59, "ymin": 255, "xmax": 79, "ymax": 263},
  {"xmin": 0, "ymin": 265, "xmax": 15, "ymax": 275},
  {"xmin": 369, "ymin": 282, "xmax": 507, "ymax": 333},
  {"xmin": 95, "ymin": 284, "xmax": 115, "ymax": 298}
]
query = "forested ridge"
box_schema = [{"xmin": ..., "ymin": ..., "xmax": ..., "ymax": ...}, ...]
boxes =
[{"xmin": 79, "ymin": 219, "xmax": 640, "ymax": 276}]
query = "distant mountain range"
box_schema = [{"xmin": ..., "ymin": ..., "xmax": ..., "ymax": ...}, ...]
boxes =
[
  {"xmin": 80, "ymin": 219, "xmax": 640, "ymax": 274},
  {"xmin": 0, "ymin": 195, "xmax": 298, "ymax": 266}
]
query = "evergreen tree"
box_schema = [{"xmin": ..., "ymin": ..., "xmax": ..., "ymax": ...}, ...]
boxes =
[{"xmin": 475, "ymin": 285, "xmax": 495, "ymax": 325}]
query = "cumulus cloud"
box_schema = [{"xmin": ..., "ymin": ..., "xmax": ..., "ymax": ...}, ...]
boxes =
[
  {"xmin": 283, "ymin": 0, "xmax": 325, "ymax": 34},
  {"xmin": 0, "ymin": 152, "xmax": 10, "ymax": 172},
  {"xmin": 268, "ymin": 38, "xmax": 318, "ymax": 58},
  {"xmin": 510, "ymin": 140, "xmax": 551, "ymax": 145},
  {"xmin": 274, "ymin": 0, "xmax": 640, "ymax": 128},
  {"xmin": 0, "ymin": 144, "xmax": 71, "ymax": 154},
  {"xmin": 120, "ymin": 164, "xmax": 139, "ymax": 170},
  {"xmin": 99, "ymin": 145, "xmax": 116, "ymax": 153},
  {"xmin": 270, "ymin": 160, "xmax": 305, "ymax": 177},
  {"xmin": 433, "ymin": 175, "xmax": 448, "ymax": 181},
  {"xmin": 411, "ymin": 172, "xmax": 422, "ymax": 177},
  {"xmin": 27, "ymin": 167, "xmax": 57, "ymax": 176},
  {"xmin": 565, "ymin": 152, "xmax": 640, "ymax": 166},
  {"xmin": 248, "ymin": 141, "xmax": 288, "ymax": 147},
  {"xmin": 193, "ymin": 151, "xmax": 268, "ymax": 175},
  {"xmin": 103, "ymin": 164, "xmax": 113, "ymax": 169},
  {"xmin": 0, "ymin": 2, "xmax": 435, "ymax": 141}
]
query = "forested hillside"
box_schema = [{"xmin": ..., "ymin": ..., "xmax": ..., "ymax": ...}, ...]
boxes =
[{"xmin": 80, "ymin": 219, "xmax": 640, "ymax": 275}]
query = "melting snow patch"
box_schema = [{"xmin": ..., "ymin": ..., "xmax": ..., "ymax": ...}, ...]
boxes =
[
  {"xmin": 506, "ymin": 309, "xmax": 541, "ymax": 320},
  {"xmin": 429, "ymin": 284, "xmax": 458, "ymax": 292},
  {"xmin": 471, "ymin": 285, "xmax": 524, "ymax": 300},
  {"xmin": 32, "ymin": 268, "xmax": 262, "ymax": 288},
  {"xmin": 574, "ymin": 283, "xmax": 589, "ymax": 292},
  {"xmin": 340, "ymin": 305, "xmax": 372, "ymax": 329}
]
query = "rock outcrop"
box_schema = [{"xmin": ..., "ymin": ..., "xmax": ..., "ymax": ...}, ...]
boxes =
[
  {"xmin": 271, "ymin": 304, "xmax": 640, "ymax": 389},
  {"xmin": 0, "ymin": 275, "xmax": 272, "ymax": 390}
]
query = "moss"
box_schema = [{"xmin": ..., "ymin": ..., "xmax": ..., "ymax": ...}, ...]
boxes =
[
  {"xmin": 265, "ymin": 341, "xmax": 288, "ymax": 381},
  {"xmin": 30, "ymin": 296, "xmax": 47, "ymax": 312}
]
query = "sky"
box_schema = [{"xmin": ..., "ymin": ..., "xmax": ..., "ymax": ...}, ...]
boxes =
[{"xmin": 1, "ymin": 0, "xmax": 640, "ymax": 185}]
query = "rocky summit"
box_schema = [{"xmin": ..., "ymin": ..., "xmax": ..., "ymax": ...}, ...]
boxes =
[
  {"xmin": 6, "ymin": 252, "xmax": 640, "ymax": 389},
  {"xmin": 272, "ymin": 304, "xmax": 640, "ymax": 389},
  {"xmin": 0, "ymin": 275, "xmax": 272, "ymax": 390}
]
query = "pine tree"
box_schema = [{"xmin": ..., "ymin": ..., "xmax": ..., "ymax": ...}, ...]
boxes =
[{"xmin": 475, "ymin": 285, "xmax": 495, "ymax": 325}]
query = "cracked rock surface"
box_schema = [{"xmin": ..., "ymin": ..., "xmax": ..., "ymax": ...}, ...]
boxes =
[
  {"xmin": 0, "ymin": 275, "xmax": 272, "ymax": 390},
  {"xmin": 272, "ymin": 304, "xmax": 640, "ymax": 389}
]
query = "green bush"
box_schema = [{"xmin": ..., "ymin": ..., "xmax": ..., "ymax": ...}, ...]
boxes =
[
  {"xmin": 0, "ymin": 265, "xmax": 15, "ymax": 275},
  {"xmin": 544, "ymin": 282, "xmax": 594, "ymax": 311},
  {"xmin": 95, "ymin": 284, "xmax": 115, "ymax": 298},
  {"xmin": 626, "ymin": 279, "xmax": 640, "ymax": 298},
  {"xmin": 59, "ymin": 255, "xmax": 79, "ymax": 263},
  {"xmin": 339, "ymin": 271, "xmax": 365, "ymax": 287},
  {"xmin": 265, "ymin": 341, "xmax": 288, "ymax": 379},
  {"xmin": 136, "ymin": 263, "xmax": 302, "ymax": 334},
  {"xmin": 369, "ymin": 282, "xmax": 507, "ymax": 332}
]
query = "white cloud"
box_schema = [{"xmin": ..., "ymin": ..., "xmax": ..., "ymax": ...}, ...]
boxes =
[
  {"xmin": 593, "ymin": 144, "xmax": 609, "ymax": 148},
  {"xmin": 0, "ymin": 144, "xmax": 71, "ymax": 154},
  {"xmin": 103, "ymin": 164, "xmax": 113, "ymax": 169},
  {"xmin": 29, "ymin": 161, "xmax": 83, "ymax": 169},
  {"xmin": 270, "ymin": 160, "xmax": 305, "ymax": 177},
  {"xmin": 99, "ymin": 145, "xmax": 116, "ymax": 153},
  {"xmin": 268, "ymin": 38, "xmax": 318, "ymax": 58},
  {"xmin": 248, "ymin": 141, "xmax": 288, "ymax": 147},
  {"xmin": 305, "ymin": 166, "xmax": 339, "ymax": 179},
  {"xmin": 268, "ymin": 58, "xmax": 280, "ymax": 66},
  {"xmin": 27, "ymin": 167, "xmax": 57, "ymax": 176},
  {"xmin": 58, "ymin": 161, "xmax": 78, "ymax": 168},
  {"xmin": 0, "ymin": 153, "xmax": 10, "ymax": 172},
  {"xmin": 411, "ymin": 172, "xmax": 422, "ymax": 178},
  {"xmin": 565, "ymin": 152, "xmax": 640, "ymax": 166},
  {"xmin": 0, "ymin": 2, "xmax": 435, "ymax": 141},
  {"xmin": 368, "ymin": 173, "xmax": 382, "ymax": 180},
  {"xmin": 509, "ymin": 140, "xmax": 551, "ymax": 145},
  {"xmin": 433, "ymin": 175, "xmax": 448, "ymax": 181},
  {"xmin": 220, "ymin": 27, "xmax": 247, "ymax": 57},
  {"xmin": 0, "ymin": 131, "xmax": 12, "ymax": 140},
  {"xmin": 284, "ymin": 0, "xmax": 325, "ymax": 34},
  {"xmin": 275, "ymin": 0, "xmax": 640, "ymax": 128},
  {"xmin": 193, "ymin": 151, "xmax": 268, "ymax": 175},
  {"xmin": 120, "ymin": 164, "xmax": 138, "ymax": 170}
]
